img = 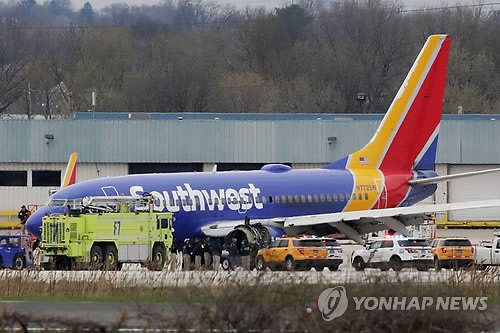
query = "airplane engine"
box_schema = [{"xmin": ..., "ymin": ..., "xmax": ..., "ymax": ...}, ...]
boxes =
[{"xmin": 223, "ymin": 224, "xmax": 285, "ymax": 248}]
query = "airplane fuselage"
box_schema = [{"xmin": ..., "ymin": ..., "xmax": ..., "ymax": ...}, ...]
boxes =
[{"xmin": 27, "ymin": 165, "xmax": 437, "ymax": 243}]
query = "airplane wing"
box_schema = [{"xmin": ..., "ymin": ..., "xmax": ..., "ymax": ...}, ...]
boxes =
[
  {"xmin": 201, "ymin": 200, "xmax": 500, "ymax": 244},
  {"xmin": 282, "ymin": 199, "xmax": 500, "ymax": 244}
]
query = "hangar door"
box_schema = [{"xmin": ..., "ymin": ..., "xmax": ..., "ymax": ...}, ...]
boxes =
[{"xmin": 448, "ymin": 165, "xmax": 500, "ymax": 221}]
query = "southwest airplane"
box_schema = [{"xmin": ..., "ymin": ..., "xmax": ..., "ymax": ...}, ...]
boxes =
[{"xmin": 26, "ymin": 35, "xmax": 500, "ymax": 245}]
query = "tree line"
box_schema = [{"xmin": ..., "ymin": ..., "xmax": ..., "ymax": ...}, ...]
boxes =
[{"xmin": 0, "ymin": 0, "xmax": 499, "ymax": 117}]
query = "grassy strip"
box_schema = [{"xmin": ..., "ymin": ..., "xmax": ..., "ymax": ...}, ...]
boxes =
[{"xmin": 0, "ymin": 269, "xmax": 498, "ymax": 332}]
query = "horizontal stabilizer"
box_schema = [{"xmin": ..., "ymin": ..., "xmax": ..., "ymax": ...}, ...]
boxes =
[{"xmin": 409, "ymin": 168, "xmax": 500, "ymax": 186}]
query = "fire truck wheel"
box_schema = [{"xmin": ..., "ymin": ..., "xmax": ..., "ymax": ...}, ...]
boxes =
[
  {"xmin": 104, "ymin": 245, "xmax": 118, "ymax": 271},
  {"xmin": 90, "ymin": 245, "xmax": 104, "ymax": 270},
  {"xmin": 152, "ymin": 244, "xmax": 166, "ymax": 271},
  {"xmin": 13, "ymin": 253, "xmax": 24, "ymax": 270}
]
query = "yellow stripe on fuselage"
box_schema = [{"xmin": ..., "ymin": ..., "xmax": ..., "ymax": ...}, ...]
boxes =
[
  {"xmin": 346, "ymin": 35, "xmax": 443, "ymax": 170},
  {"xmin": 343, "ymin": 169, "xmax": 384, "ymax": 212}
]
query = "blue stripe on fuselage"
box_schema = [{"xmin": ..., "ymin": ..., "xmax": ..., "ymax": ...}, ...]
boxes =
[{"xmin": 27, "ymin": 169, "xmax": 355, "ymax": 242}]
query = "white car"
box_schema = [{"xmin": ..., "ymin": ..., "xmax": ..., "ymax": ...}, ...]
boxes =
[
  {"xmin": 351, "ymin": 237, "xmax": 433, "ymax": 272},
  {"xmin": 317, "ymin": 237, "xmax": 343, "ymax": 271}
]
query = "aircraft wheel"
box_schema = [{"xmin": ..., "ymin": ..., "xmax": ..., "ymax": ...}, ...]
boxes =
[
  {"xmin": 13, "ymin": 253, "xmax": 24, "ymax": 270},
  {"xmin": 221, "ymin": 258, "xmax": 230, "ymax": 271}
]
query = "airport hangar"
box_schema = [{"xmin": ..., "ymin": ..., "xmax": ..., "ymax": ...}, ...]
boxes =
[{"xmin": 0, "ymin": 111, "xmax": 498, "ymax": 228}]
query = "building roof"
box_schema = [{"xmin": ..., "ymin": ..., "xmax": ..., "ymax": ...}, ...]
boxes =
[{"xmin": 1, "ymin": 113, "xmax": 499, "ymax": 164}]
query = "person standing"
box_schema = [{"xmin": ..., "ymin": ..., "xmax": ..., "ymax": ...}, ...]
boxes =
[
  {"xmin": 193, "ymin": 238, "xmax": 203, "ymax": 270},
  {"xmin": 169, "ymin": 242, "xmax": 179, "ymax": 271},
  {"xmin": 202, "ymin": 237, "xmax": 212, "ymax": 270},
  {"xmin": 18, "ymin": 205, "xmax": 30, "ymax": 234},
  {"xmin": 228, "ymin": 238, "xmax": 239, "ymax": 270},
  {"xmin": 182, "ymin": 238, "xmax": 192, "ymax": 271},
  {"xmin": 210, "ymin": 239, "xmax": 222, "ymax": 270},
  {"xmin": 240, "ymin": 240, "xmax": 251, "ymax": 270}
]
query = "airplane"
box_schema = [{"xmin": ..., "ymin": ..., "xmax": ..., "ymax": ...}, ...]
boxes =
[{"xmin": 26, "ymin": 35, "xmax": 500, "ymax": 246}]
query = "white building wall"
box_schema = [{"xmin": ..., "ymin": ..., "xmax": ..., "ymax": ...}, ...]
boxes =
[{"xmin": 0, "ymin": 163, "xmax": 128, "ymax": 211}]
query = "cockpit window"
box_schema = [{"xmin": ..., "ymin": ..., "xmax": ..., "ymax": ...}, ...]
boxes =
[{"xmin": 47, "ymin": 199, "xmax": 70, "ymax": 207}]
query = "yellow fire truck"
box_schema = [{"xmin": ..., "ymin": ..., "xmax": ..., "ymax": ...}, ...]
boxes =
[{"xmin": 40, "ymin": 195, "xmax": 173, "ymax": 271}]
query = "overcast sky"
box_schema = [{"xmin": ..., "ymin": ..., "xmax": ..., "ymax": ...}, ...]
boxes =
[{"xmin": 69, "ymin": 0, "xmax": 481, "ymax": 11}]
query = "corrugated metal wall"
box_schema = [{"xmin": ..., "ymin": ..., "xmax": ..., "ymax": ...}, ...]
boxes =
[
  {"xmin": 0, "ymin": 163, "xmax": 127, "ymax": 211},
  {"xmin": 0, "ymin": 119, "xmax": 498, "ymax": 164}
]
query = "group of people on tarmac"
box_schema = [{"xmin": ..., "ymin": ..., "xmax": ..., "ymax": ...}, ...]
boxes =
[{"xmin": 166, "ymin": 236, "xmax": 263, "ymax": 271}]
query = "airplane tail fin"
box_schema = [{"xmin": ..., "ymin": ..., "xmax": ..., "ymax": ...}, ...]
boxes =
[
  {"xmin": 324, "ymin": 35, "xmax": 450, "ymax": 172},
  {"xmin": 61, "ymin": 152, "xmax": 77, "ymax": 188}
]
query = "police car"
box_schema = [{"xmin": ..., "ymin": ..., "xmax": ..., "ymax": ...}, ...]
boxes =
[
  {"xmin": 351, "ymin": 236, "xmax": 433, "ymax": 272},
  {"xmin": 317, "ymin": 237, "xmax": 343, "ymax": 271}
]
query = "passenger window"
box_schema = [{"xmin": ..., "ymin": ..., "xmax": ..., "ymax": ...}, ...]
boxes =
[
  {"xmin": 268, "ymin": 196, "xmax": 272, "ymax": 203},
  {"xmin": 340, "ymin": 194, "xmax": 344, "ymax": 201},
  {"xmin": 351, "ymin": 193, "xmax": 356, "ymax": 200},
  {"xmin": 327, "ymin": 194, "xmax": 332, "ymax": 202},
  {"xmin": 288, "ymin": 195, "xmax": 293, "ymax": 203},
  {"xmin": 214, "ymin": 198, "xmax": 219, "ymax": 205},
  {"xmin": 269, "ymin": 240, "xmax": 280, "ymax": 248},
  {"xmin": 301, "ymin": 194, "xmax": 306, "ymax": 203},
  {"xmin": 307, "ymin": 195, "xmax": 312, "ymax": 203},
  {"xmin": 314, "ymin": 194, "xmax": 319, "ymax": 202},
  {"xmin": 365, "ymin": 193, "xmax": 368, "ymax": 200},
  {"xmin": 358, "ymin": 193, "xmax": 363, "ymax": 200},
  {"xmin": 278, "ymin": 240, "xmax": 289, "ymax": 247},
  {"xmin": 169, "ymin": 199, "xmax": 174, "ymax": 206},
  {"xmin": 275, "ymin": 196, "xmax": 280, "ymax": 203},
  {"xmin": 281, "ymin": 195, "xmax": 286, "ymax": 203},
  {"xmin": 261, "ymin": 196, "xmax": 266, "ymax": 204},
  {"xmin": 382, "ymin": 240, "xmax": 393, "ymax": 248},
  {"xmin": 208, "ymin": 198, "xmax": 212, "ymax": 205},
  {"xmin": 294, "ymin": 195, "xmax": 299, "ymax": 203},
  {"xmin": 320, "ymin": 194, "xmax": 325, "ymax": 202},
  {"xmin": 333, "ymin": 194, "xmax": 338, "ymax": 201}
]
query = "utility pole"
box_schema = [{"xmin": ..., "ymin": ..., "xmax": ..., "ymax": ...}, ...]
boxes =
[{"xmin": 27, "ymin": 81, "xmax": 32, "ymax": 119}]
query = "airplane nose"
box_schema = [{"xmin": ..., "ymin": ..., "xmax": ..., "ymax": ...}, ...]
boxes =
[{"xmin": 26, "ymin": 207, "xmax": 48, "ymax": 238}]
